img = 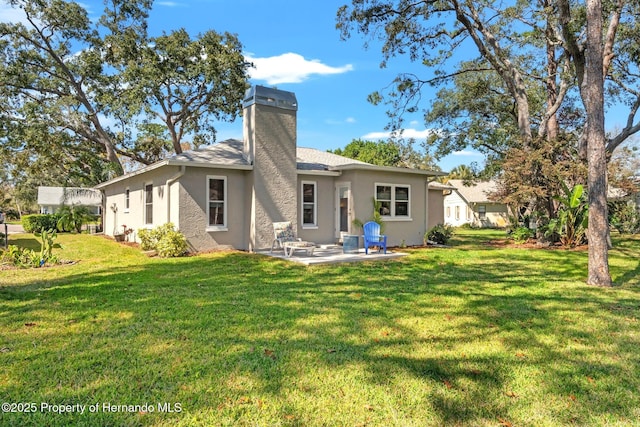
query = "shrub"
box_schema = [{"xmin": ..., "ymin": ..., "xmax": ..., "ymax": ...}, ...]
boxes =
[
  {"xmin": 510, "ymin": 226, "xmax": 534, "ymax": 244},
  {"xmin": 0, "ymin": 229, "xmax": 59, "ymax": 268},
  {"xmin": 22, "ymin": 214, "xmax": 59, "ymax": 233},
  {"xmin": 425, "ymin": 224, "xmax": 454, "ymax": 245},
  {"xmin": 56, "ymin": 205, "xmax": 93, "ymax": 233},
  {"xmin": 138, "ymin": 223, "xmax": 188, "ymax": 257},
  {"xmin": 609, "ymin": 200, "xmax": 640, "ymax": 234},
  {"xmin": 156, "ymin": 230, "xmax": 188, "ymax": 257}
]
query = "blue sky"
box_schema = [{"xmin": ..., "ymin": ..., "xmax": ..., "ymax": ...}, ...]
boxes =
[
  {"xmin": 1, "ymin": 0, "xmax": 486, "ymax": 172},
  {"xmin": 2, "ymin": 1, "xmax": 634, "ymax": 172},
  {"xmin": 142, "ymin": 0, "xmax": 479, "ymax": 171}
]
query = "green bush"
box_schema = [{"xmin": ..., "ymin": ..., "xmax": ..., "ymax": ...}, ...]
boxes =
[
  {"xmin": 22, "ymin": 214, "xmax": 59, "ymax": 233},
  {"xmin": 609, "ymin": 201, "xmax": 640, "ymax": 234},
  {"xmin": 156, "ymin": 230, "xmax": 188, "ymax": 257},
  {"xmin": 56, "ymin": 205, "xmax": 93, "ymax": 233},
  {"xmin": 0, "ymin": 229, "xmax": 59, "ymax": 268},
  {"xmin": 510, "ymin": 226, "xmax": 534, "ymax": 244},
  {"xmin": 138, "ymin": 223, "xmax": 188, "ymax": 257},
  {"xmin": 425, "ymin": 223, "xmax": 454, "ymax": 245}
]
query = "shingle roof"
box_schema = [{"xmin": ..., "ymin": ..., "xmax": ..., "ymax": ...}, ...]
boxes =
[
  {"xmin": 96, "ymin": 139, "xmax": 444, "ymax": 188},
  {"xmin": 296, "ymin": 147, "xmax": 369, "ymax": 170},
  {"xmin": 448, "ymin": 179, "xmax": 499, "ymax": 203},
  {"xmin": 169, "ymin": 139, "xmax": 249, "ymax": 166}
]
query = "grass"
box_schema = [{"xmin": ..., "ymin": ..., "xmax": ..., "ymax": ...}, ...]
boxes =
[{"xmin": 0, "ymin": 229, "xmax": 639, "ymax": 426}]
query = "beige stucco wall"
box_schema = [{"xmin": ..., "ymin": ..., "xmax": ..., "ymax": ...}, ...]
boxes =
[
  {"xmin": 243, "ymin": 103, "xmax": 298, "ymax": 251},
  {"xmin": 296, "ymin": 174, "xmax": 336, "ymax": 245},
  {"xmin": 428, "ymin": 188, "xmax": 446, "ymax": 228},
  {"xmin": 345, "ymin": 170, "xmax": 429, "ymax": 247},
  {"xmin": 178, "ymin": 167, "xmax": 249, "ymax": 251},
  {"xmin": 102, "ymin": 166, "xmax": 181, "ymax": 241}
]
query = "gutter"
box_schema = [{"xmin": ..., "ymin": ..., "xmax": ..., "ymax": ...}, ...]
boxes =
[{"xmin": 166, "ymin": 166, "xmax": 186, "ymax": 225}]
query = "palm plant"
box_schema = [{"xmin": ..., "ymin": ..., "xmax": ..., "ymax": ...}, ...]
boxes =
[
  {"xmin": 545, "ymin": 183, "xmax": 589, "ymax": 247},
  {"xmin": 56, "ymin": 205, "xmax": 92, "ymax": 233}
]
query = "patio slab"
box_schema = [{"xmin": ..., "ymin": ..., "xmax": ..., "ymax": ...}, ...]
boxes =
[{"xmin": 258, "ymin": 245, "xmax": 407, "ymax": 265}]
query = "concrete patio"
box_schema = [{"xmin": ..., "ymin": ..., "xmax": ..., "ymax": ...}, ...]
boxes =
[{"xmin": 258, "ymin": 245, "xmax": 408, "ymax": 265}]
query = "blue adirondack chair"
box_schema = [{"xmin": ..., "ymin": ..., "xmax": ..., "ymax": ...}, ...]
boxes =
[{"xmin": 363, "ymin": 221, "xmax": 387, "ymax": 254}]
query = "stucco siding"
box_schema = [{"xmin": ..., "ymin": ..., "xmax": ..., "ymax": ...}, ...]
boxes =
[
  {"xmin": 178, "ymin": 167, "xmax": 249, "ymax": 251},
  {"xmin": 297, "ymin": 174, "xmax": 336, "ymax": 245},
  {"xmin": 347, "ymin": 170, "xmax": 428, "ymax": 246},
  {"xmin": 428, "ymin": 189, "xmax": 446, "ymax": 228},
  {"xmin": 102, "ymin": 166, "xmax": 179, "ymax": 241},
  {"xmin": 244, "ymin": 103, "xmax": 298, "ymax": 251}
]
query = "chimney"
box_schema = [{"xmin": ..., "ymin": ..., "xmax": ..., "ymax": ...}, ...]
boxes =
[{"xmin": 242, "ymin": 85, "xmax": 298, "ymax": 251}]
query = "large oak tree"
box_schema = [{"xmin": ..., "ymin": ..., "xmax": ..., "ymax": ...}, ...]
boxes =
[
  {"xmin": 0, "ymin": 0, "xmax": 251, "ymax": 180},
  {"xmin": 337, "ymin": 0, "xmax": 640, "ymax": 286}
]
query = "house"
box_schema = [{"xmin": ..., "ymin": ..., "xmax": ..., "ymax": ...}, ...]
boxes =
[
  {"xmin": 444, "ymin": 180, "xmax": 509, "ymax": 228},
  {"xmin": 95, "ymin": 86, "xmax": 447, "ymax": 252},
  {"xmin": 37, "ymin": 186, "xmax": 103, "ymax": 215}
]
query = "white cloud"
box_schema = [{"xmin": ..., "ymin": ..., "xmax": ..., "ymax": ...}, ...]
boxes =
[
  {"xmin": 452, "ymin": 150, "xmax": 483, "ymax": 156},
  {"xmin": 362, "ymin": 128, "xmax": 435, "ymax": 140},
  {"xmin": 0, "ymin": 3, "xmax": 29, "ymax": 24},
  {"xmin": 246, "ymin": 52, "xmax": 353, "ymax": 85},
  {"xmin": 325, "ymin": 117, "xmax": 357, "ymax": 125},
  {"xmin": 157, "ymin": 1, "xmax": 184, "ymax": 6}
]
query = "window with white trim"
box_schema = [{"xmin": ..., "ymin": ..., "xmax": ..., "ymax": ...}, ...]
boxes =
[
  {"xmin": 478, "ymin": 205, "xmax": 487, "ymax": 220},
  {"xmin": 124, "ymin": 188, "xmax": 130, "ymax": 212},
  {"xmin": 207, "ymin": 176, "xmax": 227, "ymax": 230},
  {"xmin": 446, "ymin": 206, "xmax": 451, "ymax": 218},
  {"xmin": 455, "ymin": 206, "xmax": 460, "ymax": 220},
  {"xmin": 144, "ymin": 183, "xmax": 153, "ymax": 224},
  {"xmin": 375, "ymin": 183, "xmax": 410, "ymax": 218},
  {"xmin": 301, "ymin": 181, "xmax": 317, "ymax": 227}
]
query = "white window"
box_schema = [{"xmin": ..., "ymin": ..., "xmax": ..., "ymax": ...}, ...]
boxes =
[
  {"xmin": 375, "ymin": 183, "xmax": 411, "ymax": 219},
  {"xmin": 446, "ymin": 206, "xmax": 451, "ymax": 218},
  {"xmin": 207, "ymin": 176, "xmax": 227, "ymax": 230},
  {"xmin": 455, "ymin": 206, "xmax": 460, "ymax": 220},
  {"xmin": 144, "ymin": 183, "xmax": 153, "ymax": 224},
  {"xmin": 124, "ymin": 188, "xmax": 130, "ymax": 213},
  {"xmin": 301, "ymin": 181, "xmax": 317, "ymax": 228},
  {"xmin": 478, "ymin": 205, "xmax": 487, "ymax": 220}
]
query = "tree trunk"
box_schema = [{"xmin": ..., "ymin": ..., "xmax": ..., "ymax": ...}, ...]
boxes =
[{"xmin": 584, "ymin": 0, "xmax": 612, "ymax": 286}]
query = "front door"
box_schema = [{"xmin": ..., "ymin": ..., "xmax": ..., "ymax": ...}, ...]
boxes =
[{"xmin": 335, "ymin": 183, "xmax": 351, "ymax": 239}]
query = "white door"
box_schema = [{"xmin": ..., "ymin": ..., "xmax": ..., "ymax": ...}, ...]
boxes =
[{"xmin": 335, "ymin": 183, "xmax": 351, "ymax": 240}]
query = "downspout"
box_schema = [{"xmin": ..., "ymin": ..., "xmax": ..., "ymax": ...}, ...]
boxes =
[
  {"xmin": 166, "ymin": 166, "xmax": 186, "ymax": 225},
  {"xmin": 422, "ymin": 178, "xmax": 435, "ymax": 242}
]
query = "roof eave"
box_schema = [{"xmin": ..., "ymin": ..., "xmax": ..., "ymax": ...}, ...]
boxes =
[
  {"xmin": 296, "ymin": 169, "xmax": 342, "ymax": 176},
  {"xmin": 330, "ymin": 163, "xmax": 447, "ymax": 176},
  {"xmin": 95, "ymin": 160, "xmax": 253, "ymax": 189}
]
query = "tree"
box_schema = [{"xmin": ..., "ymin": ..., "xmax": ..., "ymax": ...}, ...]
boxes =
[
  {"xmin": 124, "ymin": 29, "xmax": 250, "ymax": 155},
  {"xmin": 337, "ymin": 0, "xmax": 640, "ymax": 285},
  {"xmin": 445, "ymin": 165, "xmax": 476, "ymax": 182},
  {"xmin": 582, "ymin": 0, "xmax": 610, "ymax": 286},
  {"xmin": 0, "ymin": 0, "xmax": 251, "ymax": 177},
  {"xmin": 0, "ymin": 0, "xmax": 151, "ymax": 175},
  {"xmin": 330, "ymin": 139, "xmax": 401, "ymax": 166},
  {"xmin": 330, "ymin": 138, "xmax": 440, "ymax": 169}
]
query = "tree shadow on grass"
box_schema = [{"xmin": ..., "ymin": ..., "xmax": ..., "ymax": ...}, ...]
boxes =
[{"xmin": 1, "ymin": 242, "xmax": 639, "ymax": 425}]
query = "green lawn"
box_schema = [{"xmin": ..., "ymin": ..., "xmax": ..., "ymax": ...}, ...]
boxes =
[{"xmin": 1, "ymin": 230, "xmax": 639, "ymax": 426}]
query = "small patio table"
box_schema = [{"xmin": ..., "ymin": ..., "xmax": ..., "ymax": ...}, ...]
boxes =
[{"xmin": 283, "ymin": 241, "xmax": 315, "ymax": 257}]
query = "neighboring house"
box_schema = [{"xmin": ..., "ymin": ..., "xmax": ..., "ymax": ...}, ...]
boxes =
[
  {"xmin": 444, "ymin": 180, "xmax": 509, "ymax": 228},
  {"xmin": 95, "ymin": 86, "xmax": 446, "ymax": 252},
  {"xmin": 37, "ymin": 186, "xmax": 103, "ymax": 215}
]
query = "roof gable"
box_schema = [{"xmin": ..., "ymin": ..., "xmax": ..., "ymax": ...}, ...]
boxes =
[
  {"xmin": 37, "ymin": 186, "xmax": 102, "ymax": 206},
  {"xmin": 448, "ymin": 180, "xmax": 500, "ymax": 204}
]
